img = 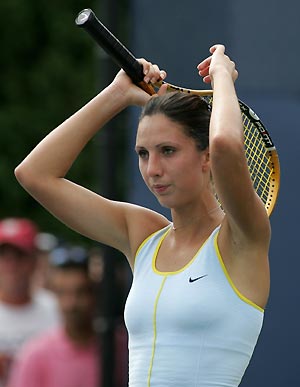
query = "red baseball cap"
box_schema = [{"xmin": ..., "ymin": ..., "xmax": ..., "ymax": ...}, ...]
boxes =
[{"xmin": 0, "ymin": 218, "xmax": 38, "ymax": 254}]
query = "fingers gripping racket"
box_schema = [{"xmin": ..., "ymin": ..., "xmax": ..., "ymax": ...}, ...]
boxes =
[{"xmin": 75, "ymin": 8, "xmax": 280, "ymax": 216}]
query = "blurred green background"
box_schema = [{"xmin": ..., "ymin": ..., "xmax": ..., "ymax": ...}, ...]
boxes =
[{"xmin": 0, "ymin": 0, "xmax": 128, "ymax": 244}]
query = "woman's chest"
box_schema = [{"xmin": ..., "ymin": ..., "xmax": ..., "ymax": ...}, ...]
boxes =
[
  {"xmin": 124, "ymin": 251, "xmax": 232, "ymax": 338},
  {"xmin": 155, "ymin": 234, "xmax": 208, "ymax": 272}
]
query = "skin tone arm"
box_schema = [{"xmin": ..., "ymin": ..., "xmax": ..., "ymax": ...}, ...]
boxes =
[
  {"xmin": 198, "ymin": 45, "xmax": 270, "ymax": 307},
  {"xmin": 15, "ymin": 62, "xmax": 169, "ymax": 268},
  {"xmin": 198, "ymin": 44, "xmax": 270, "ymax": 243}
]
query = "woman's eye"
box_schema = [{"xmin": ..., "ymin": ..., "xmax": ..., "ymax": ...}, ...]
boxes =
[
  {"xmin": 162, "ymin": 147, "xmax": 175, "ymax": 155},
  {"xmin": 138, "ymin": 150, "xmax": 148, "ymax": 159}
]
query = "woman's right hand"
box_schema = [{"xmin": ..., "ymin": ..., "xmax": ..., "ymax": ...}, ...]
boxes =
[{"xmin": 112, "ymin": 59, "xmax": 167, "ymax": 106}]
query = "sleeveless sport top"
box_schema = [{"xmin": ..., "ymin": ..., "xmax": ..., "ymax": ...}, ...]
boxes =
[{"xmin": 124, "ymin": 225, "xmax": 264, "ymax": 387}]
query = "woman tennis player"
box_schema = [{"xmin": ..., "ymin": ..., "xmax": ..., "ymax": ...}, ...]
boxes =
[{"xmin": 15, "ymin": 44, "xmax": 270, "ymax": 386}]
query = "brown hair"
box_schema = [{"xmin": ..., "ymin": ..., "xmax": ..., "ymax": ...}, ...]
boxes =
[{"xmin": 139, "ymin": 92, "xmax": 211, "ymax": 151}]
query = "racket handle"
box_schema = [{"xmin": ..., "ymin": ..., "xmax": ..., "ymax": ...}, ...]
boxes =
[{"xmin": 75, "ymin": 9, "xmax": 155, "ymax": 95}]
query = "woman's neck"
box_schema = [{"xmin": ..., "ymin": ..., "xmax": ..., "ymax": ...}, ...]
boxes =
[{"xmin": 170, "ymin": 199, "xmax": 224, "ymax": 234}]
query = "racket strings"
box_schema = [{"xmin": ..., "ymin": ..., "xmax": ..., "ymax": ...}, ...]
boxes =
[
  {"xmin": 204, "ymin": 95, "xmax": 274, "ymax": 208},
  {"xmin": 243, "ymin": 114, "xmax": 274, "ymax": 207}
]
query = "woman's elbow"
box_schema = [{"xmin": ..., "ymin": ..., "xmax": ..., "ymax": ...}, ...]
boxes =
[
  {"xmin": 14, "ymin": 161, "xmax": 37, "ymax": 191},
  {"xmin": 210, "ymin": 132, "xmax": 244, "ymax": 157}
]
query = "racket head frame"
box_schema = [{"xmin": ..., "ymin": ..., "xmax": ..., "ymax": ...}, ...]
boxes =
[{"xmin": 153, "ymin": 80, "xmax": 280, "ymax": 216}]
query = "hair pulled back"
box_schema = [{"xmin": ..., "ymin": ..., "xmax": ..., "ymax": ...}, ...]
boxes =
[{"xmin": 139, "ymin": 92, "xmax": 211, "ymax": 151}]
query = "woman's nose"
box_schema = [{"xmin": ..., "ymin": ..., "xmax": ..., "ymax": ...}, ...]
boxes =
[{"xmin": 147, "ymin": 154, "xmax": 163, "ymax": 177}]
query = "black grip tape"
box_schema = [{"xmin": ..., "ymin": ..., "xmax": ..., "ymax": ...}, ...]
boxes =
[{"xmin": 75, "ymin": 9, "xmax": 144, "ymax": 84}]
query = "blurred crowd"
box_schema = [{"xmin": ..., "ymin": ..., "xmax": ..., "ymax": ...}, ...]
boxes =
[{"xmin": 0, "ymin": 217, "xmax": 129, "ymax": 387}]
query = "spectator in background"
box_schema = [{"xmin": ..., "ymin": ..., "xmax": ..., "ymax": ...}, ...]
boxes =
[
  {"xmin": 0, "ymin": 218, "xmax": 60, "ymax": 386},
  {"xmin": 7, "ymin": 245, "xmax": 128, "ymax": 387}
]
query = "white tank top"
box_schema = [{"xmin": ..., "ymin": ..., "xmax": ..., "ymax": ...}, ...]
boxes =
[{"xmin": 124, "ymin": 225, "xmax": 264, "ymax": 387}]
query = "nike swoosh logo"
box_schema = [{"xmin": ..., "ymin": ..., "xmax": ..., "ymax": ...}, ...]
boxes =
[{"xmin": 189, "ymin": 275, "xmax": 208, "ymax": 283}]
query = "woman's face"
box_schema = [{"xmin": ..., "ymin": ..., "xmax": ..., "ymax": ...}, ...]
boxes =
[{"xmin": 136, "ymin": 113, "xmax": 210, "ymax": 209}]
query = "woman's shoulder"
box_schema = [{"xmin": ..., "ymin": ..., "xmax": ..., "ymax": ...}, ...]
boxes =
[
  {"xmin": 122, "ymin": 203, "xmax": 170, "ymax": 266},
  {"xmin": 124, "ymin": 202, "xmax": 170, "ymax": 229}
]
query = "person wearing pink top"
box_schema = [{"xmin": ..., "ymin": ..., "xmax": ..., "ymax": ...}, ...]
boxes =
[
  {"xmin": 0, "ymin": 218, "xmax": 60, "ymax": 386},
  {"xmin": 7, "ymin": 246, "xmax": 128, "ymax": 387},
  {"xmin": 8, "ymin": 327, "xmax": 98, "ymax": 387}
]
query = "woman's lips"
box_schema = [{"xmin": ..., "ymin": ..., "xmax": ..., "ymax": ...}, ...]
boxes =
[{"xmin": 152, "ymin": 184, "xmax": 170, "ymax": 194}]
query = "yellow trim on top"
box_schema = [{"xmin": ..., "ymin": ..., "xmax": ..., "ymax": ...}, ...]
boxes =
[
  {"xmin": 147, "ymin": 276, "xmax": 167, "ymax": 386},
  {"xmin": 133, "ymin": 225, "xmax": 171, "ymax": 270},
  {"xmin": 213, "ymin": 232, "xmax": 264, "ymax": 313},
  {"xmin": 152, "ymin": 228, "xmax": 211, "ymax": 276}
]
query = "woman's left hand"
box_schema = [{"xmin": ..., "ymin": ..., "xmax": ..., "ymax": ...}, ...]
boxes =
[{"xmin": 197, "ymin": 44, "xmax": 238, "ymax": 86}]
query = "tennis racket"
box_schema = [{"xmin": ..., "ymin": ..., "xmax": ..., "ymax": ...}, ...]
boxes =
[{"xmin": 75, "ymin": 8, "xmax": 280, "ymax": 216}]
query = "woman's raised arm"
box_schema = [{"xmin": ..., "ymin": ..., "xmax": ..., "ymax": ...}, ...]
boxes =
[{"xmin": 15, "ymin": 64, "xmax": 169, "ymax": 264}]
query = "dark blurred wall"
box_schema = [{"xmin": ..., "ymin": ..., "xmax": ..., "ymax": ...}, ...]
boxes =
[{"xmin": 127, "ymin": 1, "xmax": 300, "ymax": 386}]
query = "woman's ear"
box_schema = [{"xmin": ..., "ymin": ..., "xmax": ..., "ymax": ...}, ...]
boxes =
[{"xmin": 201, "ymin": 151, "xmax": 210, "ymax": 172}]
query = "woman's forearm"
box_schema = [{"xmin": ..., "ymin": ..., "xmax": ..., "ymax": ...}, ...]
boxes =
[{"xmin": 209, "ymin": 71, "xmax": 244, "ymax": 147}]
